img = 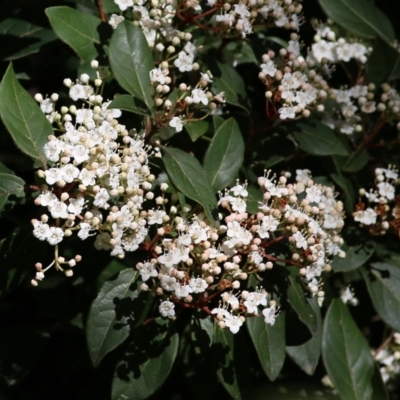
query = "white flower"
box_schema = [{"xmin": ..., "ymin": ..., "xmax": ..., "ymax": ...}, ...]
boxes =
[
  {"xmin": 260, "ymin": 61, "xmax": 277, "ymax": 77},
  {"xmin": 189, "ymin": 277, "xmax": 208, "ymax": 293},
  {"xmin": 377, "ymin": 182, "xmax": 395, "ymax": 200},
  {"xmin": 33, "ymin": 221, "xmax": 51, "ymax": 241},
  {"xmin": 78, "ymin": 222, "xmax": 93, "ymax": 240},
  {"xmin": 149, "ymin": 68, "xmax": 166, "ymax": 84},
  {"xmin": 39, "ymin": 191, "xmax": 57, "ymax": 207},
  {"xmin": 69, "ymin": 84, "xmax": 92, "ymax": 101},
  {"xmin": 49, "ymin": 201, "xmax": 69, "ymax": 219},
  {"xmin": 109, "ymin": 14, "xmax": 125, "ymax": 29},
  {"xmin": 93, "ymin": 188, "xmax": 110, "ymax": 208},
  {"xmin": 160, "ymin": 275, "xmax": 177, "ymax": 291},
  {"xmin": 139, "ymin": 261, "xmax": 158, "ymax": 281},
  {"xmin": 159, "ymin": 300, "xmax": 175, "ymax": 318},
  {"xmin": 44, "ymin": 168, "xmax": 63, "ymax": 185},
  {"xmin": 147, "ymin": 210, "xmax": 166, "ymax": 225},
  {"xmin": 79, "ymin": 168, "xmax": 96, "ymax": 187},
  {"xmin": 169, "ymin": 116, "xmax": 185, "ymax": 132},
  {"xmin": 40, "ymin": 98, "xmax": 54, "ymax": 114},
  {"xmin": 278, "ymin": 106, "xmax": 296, "ymax": 120},
  {"xmin": 306, "ymin": 185, "xmax": 322, "ymax": 203},
  {"xmin": 353, "ymin": 208, "xmax": 377, "ymax": 225},
  {"xmin": 174, "ymin": 51, "xmax": 194, "ymax": 72},
  {"xmin": 68, "ymin": 197, "xmax": 85, "ymax": 215},
  {"xmin": 293, "ymin": 231, "xmax": 307, "ymax": 249},
  {"xmin": 114, "ymin": 0, "xmax": 133, "ymax": 11},
  {"xmin": 296, "ymin": 169, "xmax": 311, "ymax": 184},
  {"xmin": 174, "ymin": 284, "xmax": 193, "ymax": 298},
  {"xmin": 224, "ymin": 314, "xmax": 243, "ymax": 334},
  {"xmin": 61, "ymin": 164, "xmax": 79, "ymax": 183},
  {"xmin": 72, "ymin": 144, "xmax": 89, "ymax": 164},
  {"xmin": 44, "ymin": 140, "xmax": 63, "ymax": 162},
  {"xmin": 47, "ymin": 227, "xmax": 64, "ymax": 245},
  {"xmin": 262, "ymin": 306, "xmax": 277, "ymax": 325},
  {"xmin": 191, "ymin": 89, "xmax": 208, "ymax": 105}
]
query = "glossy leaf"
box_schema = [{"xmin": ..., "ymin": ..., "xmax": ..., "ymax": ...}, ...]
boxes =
[
  {"xmin": 112, "ymin": 320, "xmax": 178, "ymax": 400},
  {"xmin": 287, "ymin": 267, "xmax": 317, "ymax": 333},
  {"xmin": 341, "ymin": 146, "xmax": 369, "ymax": 173},
  {"xmin": 318, "ymin": 0, "xmax": 395, "ymax": 42},
  {"xmin": 185, "ymin": 120, "xmax": 209, "ymax": 142},
  {"xmin": 361, "ymin": 263, "xmax": 400, "ymax": 332},
  {"xmin": 367, "ymin": 38, "xmax": 399, "ymax": 87},
  {"xmin": 0, "ymin": 64, "xmax": 51, "ymax": 166},
  {"xmin": 45, "ymin": 6, "xmax": 102, "ymax": 61},
  {"xmin": 203, "ymin": 117, "xmax": 244, "ymax": 192},
  {"xmin": 108, "ymin": 94, "xmax": 149, "ymax": 116},
  {"xmin": 322, "ymin": 299, "xmax": 374, "ymax": 400},
  {"xmin": 86, "ymin": 268, "xmax": 141, "ymax": 366},
  {"xmin": 291, "ymin": 120, "xmax": 350, "ymax": 156},
  {"xmin": 109, "ymin": 21, "xmax": 154, "ymax": 110},
  {"xmin": 213, "ymin": 324, "xmax": 242, "ymax": 400},
  {"xmin": 331, "ymin": 241, "xmax": 375, "ymax": 272},
  {"xmin": 0, "ymin": 18, "xmax": 57, "ymax": 60},
  {"xmin": 246, "ymin": 313, "xmax": 286, "ymax": 381},
  {"xmin": 0, "ymin": 173, "xmax": 25, "ymax": 213},
  {"xmin": 286, "ymin": 297, "xmax": 322, "ymax": 375},
  {"xmin": 212, "ymin": 62, "xmax": 250, "ymax": 113},
  {"xmin": 162, "ymin": 146, "xmax": 219, "ymax": 226}
]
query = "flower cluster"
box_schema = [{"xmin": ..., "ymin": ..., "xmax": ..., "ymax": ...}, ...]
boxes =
[
  {"xmin": 259, "ymin": 33, "xmax": 329, "ymax": 120},
  {"xmin": 31, "ymin": 68, "xmax": 163, "ymax": 285},
  {"xmin": 375, "ymin": 333, "xmax": 400, "ymax": 388},
  {"xmin": 354, "ymin": 166, "xmax": 400, "ymax": 236},
  {"xmin": 133, "ymin": 169, "xmax": 344, "ymax": 333}
]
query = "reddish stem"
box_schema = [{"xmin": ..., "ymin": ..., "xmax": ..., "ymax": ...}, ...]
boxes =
[{"xmin": 97, "ymin": 0, "xmax": 107, "ymax": 22}]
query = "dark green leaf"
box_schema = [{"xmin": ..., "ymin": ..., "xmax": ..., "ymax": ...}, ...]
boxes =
[
  {"xmin": 367, "ymin": 38, "xmax": 400, "ymax": 87},
  {"xmin": 330, "ymin": 172, "xmax": 355, "ymax": 214},
  {"xmin": 331, "ymin": 241, "xmax": 375, "ymax": 272},
  {"xmin": 318, "ymin": 0, "xmax": 395, "ymax": 42},
  {"xmin": 211, "ymin": 62, "xmax": 250, "ymax": 113},
  {"xmin": 86, "ymin": 268, "xmax": 142, "ymax": 367},
  {"xmin": 360, "ymin": 263, "xmax": 400, "ymax": 332},
  {"xmin": 389, "ymin": 57, "xmax": 400, "ymax": 80},
  {"xmin": 45, "ymin": 6, "xmax": 102, "ymax": 61},
  {"xmin": 96, "ymin": 259, "xmax": 130, "ymax": 288},
  {"xmin": 203, "ymin": 117, "xmax": 244, "ymax": 192},
  {"xmin": 0, "ymin": 163, "xmax": 14, "ymax": 174},
  {"xmin": 0, "ymin": 173, "xmax": 25, "ymax": 213},
  {"xmin": 371, "ymin": 364, "xmax": 389, "ymax": 400},
  {"xmin": 223, "ymin": 41, "xmax": 258, "ymax": 65},
  {"xmin": 0, "ymin": 18, "xmax": 57, "ymax": 61},
  {"xmin": 213, "ymin": 324, "xmax": 242, "ymax": 400},
  {"xmin": 342, "ymin": 146, "xmax": 369, "ymax": 173},
  {"xmin": 109, "ymin": 21, "xmax": 154, "ymax": 111},
  {"xmin": 112, "ymin": 320, "xmax": 178, "ymax": 400},
  {"xmin": 162, "ymin": 146, "xmax": 219, "ymax": 226},
  {"xmin": 108, "ymin": 94, "xmax": 149, "ymax": 116},
  {"xmin": 246, "ymin": 185, "xmax": 263, "ymax": 214},
  {"xmin": 0, "ymin": 64, "xmax": 51, "ymax": 166},
  {"xmin": 322, "ymin": 299, "xmax": 374, "ymax": 400},
  {"xmin": 286, "ymin": 297, "xmax": 322, "ymax": 375},
  {"xmin": 185, "ymin": 120, "xmax": 209, "ymax": 142},
  {"xmin": 246, "ymin": 313, "xmax": 286, "ymax": 381},
  {"xmin": 287, "ymin": 267, "xmax": 317, "ymax": 333},
  {"xmin": 213, "ymin": 115, "xmax": 225, "ymax": 131},
  {"xmin": 291, "ymin": 120, "xmax": 350, "ymax": 156}
]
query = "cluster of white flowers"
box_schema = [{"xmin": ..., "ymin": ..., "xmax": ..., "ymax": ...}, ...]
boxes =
[
  {"xmin": 259, "ymin": 33, "xmax": 329, "ymax": 120},
  {"xmin": 210, "ymin": 0, "xmax": 302, "ymax": 38},
  {"xmin": 309, "ymin": 21, "xmax": 370, "ymax": 64},
  {"xmin": 354, "ymin": 166, "xmax": 400, "ymax": 236},
  {"xmin": 375, "ymin": 333, "xmax": 400, "ymax": 386},
  {"xmin": 31, "ymin": 66, "xmax": 164, "ymax": 285},
  {"xmin": 133, "ymin": 169, "xmax": 344, "ymax": 332}
]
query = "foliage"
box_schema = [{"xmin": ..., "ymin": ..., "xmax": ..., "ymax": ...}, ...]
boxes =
[{"xmin": 1, "ymin": 0, "xmax": 400, "ymax": 399}]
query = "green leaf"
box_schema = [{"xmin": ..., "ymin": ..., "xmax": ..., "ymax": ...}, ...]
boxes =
[
  {"xmin": 0, "ymin": 173, "xmax": 25, "ymax": 213},
  {"xmin": 223, "ymin": 41, "xmax": 258, "ymax": 65},
  {"xmin": 96, "ymin": 259, "xmax": 130, "ymax": 288},
  {"xmin": 162, "ymin": 146, "xmax": 219, "ymax": 226},
  {"xmin": 109, "ymin": 21, "xmax": 154, "ymax": 111},
  {"xmin": 246, "ymin": 185, "xmax": 263, "ymax": 214},
  {"xmin": 0, "ymin": 18, "xmax": 57, "ymax": 61},
  {"xmin": 367, "ymin": 38, "xmax": 400, "ymax": 87},
  {"xmin": 322, "ymin": 299, "xmax": 374, "ymax": 400},
  {"xmin": 0, "ymin": 163, "xmax": 14, "ymax": 174},
  {"xmin": 246, "ymin": 313, "xmax": 286, "ymax": 381},
  {"xmin": 318, "ymin": 0, "xmax": 395, "ymax": 43},
  {"xmin": 286, "ymin": 297, "xmax": 322, "ymax": 375},
  {"xmin": 287, "ymin": 267, "xmax": 317, "ymax": 333},
  {"xmin": 45, "ymin": 6, "xmax": 103, "ymax": 61},
  {"xmin": 203, "ymin": 118, "xmax": 244, "ymax": 192},
  {"xmin": 291, "ymin": 120, "xmax": 350, "ymax": 156},
  {"xmin": 185, "ymin": 120, "xmax": 209, "ymax": 142},
  {"xmin": 211, "ymin": 62, "xmax": 250, "ymax": 113},
  {"xmin": 108, "ymin": 94, "xmax": 149, "ymax": 116},
  {"xmin": 0, "ymin": 64, "xmax": 51, "ymax": 166},
  {"xmin": 371, "ymin": 364, "xmax": 389, "ymax": 400},
  {"xmin": 360, "ymin": 263, "xmax": 400, "ymax": 332},
  {"xmin": 213, "ymin": 324, "xmax": 242, "ymax": 400},
  {"xmin": 330, "ymin": 171, "xmax": 356, "ymax": 214},
  {"xmin": 341, "ymin": 146, "xmax": 369, "ymax": 173},
  {"xmin": 86, "ymin": 268, "xmax": 142, "ymax": 367},
  {"xmin": 331, "ymin": 241, "xmax": 375, "ymax": 272},
  {"xmin": 112, "ymin": 320, "xmax": 178, "ymax": 400}
]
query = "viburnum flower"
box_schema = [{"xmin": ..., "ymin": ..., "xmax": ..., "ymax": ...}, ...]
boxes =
[{"xmin": 169, "ymin": 116, "xmax": 185, "ymax": 132}]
